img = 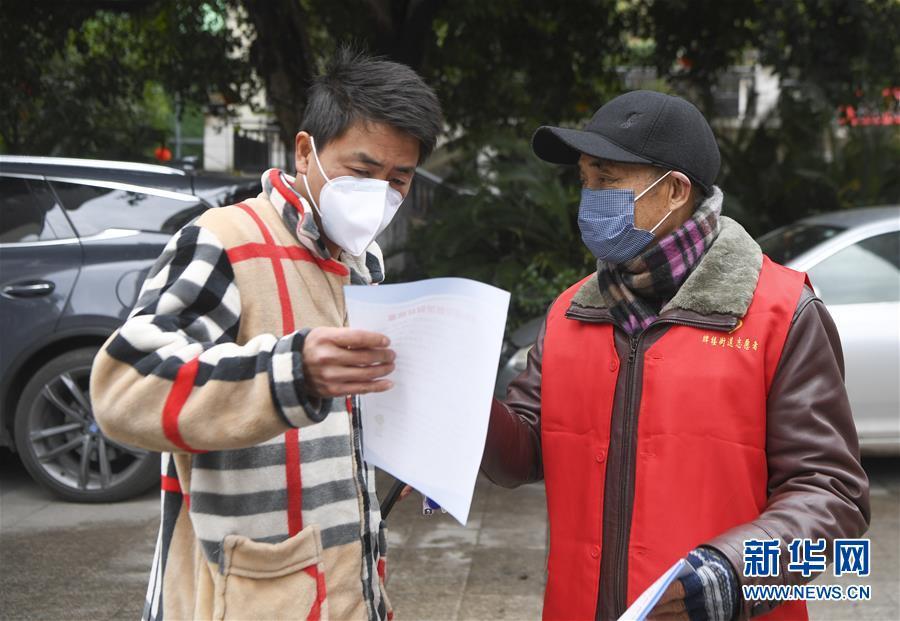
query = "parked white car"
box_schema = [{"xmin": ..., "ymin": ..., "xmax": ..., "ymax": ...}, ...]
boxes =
[{"xmin": 758, "ymin": 205, "xmax": 900, "ymax": 455}]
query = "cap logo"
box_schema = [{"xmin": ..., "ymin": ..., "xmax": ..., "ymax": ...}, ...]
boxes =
[{"xmin": 621, "ymin": 112, "xmax": 642, "ymax": 128}]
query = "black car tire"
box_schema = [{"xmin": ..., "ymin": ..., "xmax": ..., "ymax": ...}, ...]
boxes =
[{"xmin": 14, "ymin": 347, "xmax": 160, "ymax": 502}]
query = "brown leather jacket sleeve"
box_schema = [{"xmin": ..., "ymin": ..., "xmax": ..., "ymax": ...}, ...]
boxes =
[
  {"xmin": 480, "ymin": 319, "xmax": 546, "ymax": 487},
  {"xmin": 705, "ymin": 287, "xmax": 871, "ymax": 619}
]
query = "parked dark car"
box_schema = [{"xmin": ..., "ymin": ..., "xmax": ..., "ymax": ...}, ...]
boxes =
[{"xmin": 0, "ymin": 156, "xmax": 260, "ymax": 501}]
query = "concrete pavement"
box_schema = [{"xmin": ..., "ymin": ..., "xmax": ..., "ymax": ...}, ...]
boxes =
[
  {"xmin": 378, "ymin": 471, "xmax": 547, "ymax": 620},
  {"xmin": 1, "ymin": 447, "xmax": 158, "ymax": 620}
]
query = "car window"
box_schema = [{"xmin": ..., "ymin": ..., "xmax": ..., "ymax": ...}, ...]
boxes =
[
  {"xmin": 0, "ymin": 177, "xmax": 59, "ymax": 243},
  {"xmin": 49, "ymin": 181, "xmax": 206, "ymax": 237},
  {"xmin": 757, "ymin": 223, "xmax": 846, "ymax": 264},
  {"xmin": 808, "ymin": 232, "xmax": 900, "ymax": 304}
]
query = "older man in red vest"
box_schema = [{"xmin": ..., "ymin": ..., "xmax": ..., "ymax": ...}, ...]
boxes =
[{"xmin": 481, "ymin": 91, "xmax": 869, "ymax": 621}]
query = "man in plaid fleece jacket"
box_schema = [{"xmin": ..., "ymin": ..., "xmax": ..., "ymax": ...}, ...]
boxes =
[{"xmin": 90, "ymin": 50, "xmax": 442, "ymax": 621}]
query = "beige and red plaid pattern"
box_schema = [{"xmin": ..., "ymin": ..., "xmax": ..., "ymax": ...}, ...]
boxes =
[{"xmin": 92, "ymin": 170, "xmax": 391, "ymax": 621}]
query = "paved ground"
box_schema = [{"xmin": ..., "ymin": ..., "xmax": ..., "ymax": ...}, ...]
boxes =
[
  {"xmin": 1, "ymin": 448, "xmax": 158, "ymax": 620},
  {"xmin": 1, "ymin": 449, "xmax": 898, "ymax": 620}
]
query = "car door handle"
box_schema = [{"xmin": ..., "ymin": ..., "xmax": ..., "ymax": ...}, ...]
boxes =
[{"xmin": 2, "ymin": 281, "xmax": 56, "ymax": 298}]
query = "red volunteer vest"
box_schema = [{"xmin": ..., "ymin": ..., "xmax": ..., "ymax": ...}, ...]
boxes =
[{"xmin": 540, "ymin": 257, "xmax": 808, "ymax": 621}]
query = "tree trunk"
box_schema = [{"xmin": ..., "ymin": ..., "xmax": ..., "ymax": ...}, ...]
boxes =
[
  {"xmin": 239, "ymin": 0, "xmax": 444, "ymax": 157},
  {"xmin": 240, "ymin": 0, "xmax": 317, "ymax": 155},
  {"xmin": 364, "ymin": 0, "xmax": 445, "ymax": 69}
]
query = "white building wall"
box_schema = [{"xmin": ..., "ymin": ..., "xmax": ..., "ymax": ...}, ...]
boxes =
[
  {"xmin": 203, "ymin": 103, "xmax": 284, "ymax": 172},
  {"xmin": 203, "ymin": 116, "xmax": 234, "ymax": 171},
  {"xmin": 753, "ymin": 65, "xmax": 780, "ymax": 122}
]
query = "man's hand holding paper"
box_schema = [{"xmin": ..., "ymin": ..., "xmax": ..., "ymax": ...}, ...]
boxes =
[{"xmin": 302, "ymin": 327, "xmax": 396, "ymax": 397}]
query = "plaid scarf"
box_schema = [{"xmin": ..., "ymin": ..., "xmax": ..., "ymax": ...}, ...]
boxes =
[{"xmin": 595, "ymin": 188, "xmax": 722, "ymax": 334}]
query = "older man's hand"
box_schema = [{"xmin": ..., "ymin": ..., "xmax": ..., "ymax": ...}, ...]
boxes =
[
  {"xmin": 648, "ymin": 579, "xmax": 690, "ymax": 621},
  {"xmin": 302, "ymin": 327, "xmax": 396, "ymax": 398},
  {"xmin": 648, "ymin": 547, "xmax": 739, "ymax": 621}
]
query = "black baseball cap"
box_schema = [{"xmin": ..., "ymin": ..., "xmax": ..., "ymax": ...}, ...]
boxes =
[{"xmin": 532, "ymin": 90, "xmax": 720, "ymax": 192}]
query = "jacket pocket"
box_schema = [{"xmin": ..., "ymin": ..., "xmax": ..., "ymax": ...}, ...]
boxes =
[{"xmin": 213, "ymin": 524, "xmax": 327, "ymax": 621}]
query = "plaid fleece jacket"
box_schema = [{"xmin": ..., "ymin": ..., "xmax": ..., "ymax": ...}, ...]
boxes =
[{"xmin": 90, "ymin": 169, "xmax": 391, "ymax": 621}]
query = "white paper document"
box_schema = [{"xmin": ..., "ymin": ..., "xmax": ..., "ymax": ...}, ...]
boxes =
[
  {"xmin": 344, "ymin": 277, "xmax": 510, "ymax": 525},
  {"xmin": 617, "ymin": 558, "xmax": 694, "ymax": 621}
]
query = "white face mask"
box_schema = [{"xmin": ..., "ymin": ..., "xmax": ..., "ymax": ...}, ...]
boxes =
[{"xmin": 301, "ymin": 136, "xmax": 404, "ymax": 257}]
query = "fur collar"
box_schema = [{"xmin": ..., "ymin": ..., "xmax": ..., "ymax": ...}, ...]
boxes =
[{"xmin": 663, "ymin": 216, "xmax": 762, "ymax": 316}]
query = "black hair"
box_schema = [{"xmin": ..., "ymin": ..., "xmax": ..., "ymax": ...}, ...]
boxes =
[{"xmin": 301, "ymin": 47, "xmax": 443, "ymax": 164}]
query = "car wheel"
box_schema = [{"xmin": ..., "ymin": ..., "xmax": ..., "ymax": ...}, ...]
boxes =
[{"xmin": 13, "ymin": 347, "xmax": 160, "ymax": 502}]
